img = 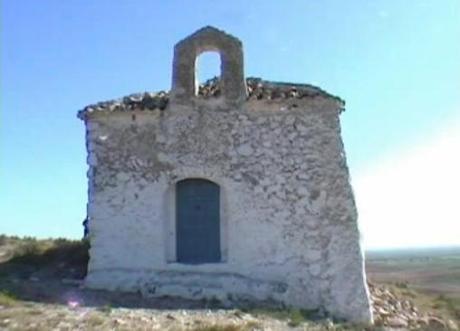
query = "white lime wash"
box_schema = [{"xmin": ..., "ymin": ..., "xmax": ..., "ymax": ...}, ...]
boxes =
[{"xmin": 78, "ymin": 26, "xmax": 373, "ymax": 324}]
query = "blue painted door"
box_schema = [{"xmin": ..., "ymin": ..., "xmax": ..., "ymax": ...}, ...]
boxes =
[{"xmin": 176, "ymin": 179, "xmax": 221, "ymax": 263}]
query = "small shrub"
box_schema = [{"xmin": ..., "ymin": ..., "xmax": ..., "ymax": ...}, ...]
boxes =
[
  {"xmin": 287, "ymin": 310, "xmax": 305, "ymax": 326},
  {"xmin": 0, "ymin": 291, "xmax": 18, "ymax": 307},
  {"xmin": 243, "ymin": 321, "xmax": 262, "ymax": 330},
  {"xmin": 85, "ymin": 313, "xmax": 105, "ymax": 327},
  {"xmin": 97, "ymin": 304, "xmax": 113, "ymax": 314},
  {"xmin": 246, "ymin": 306, "xmax": 318, "ymax": 325},
  {"xmin": 434, "ymin": 295, "xmax": 460, "ymax": 320},
  {"xmin": 394, "ymin": 281, "xmax": 409, "ymax": 289},
  {"xmin": 0, "ymin": 234, "xmax": 8, "ymax": 246},
  {"xmin": 188, "ymin": 324, "xmax": 244, "ymax": 331},
  {"xmin": 26, "ymin": 308, "xmax": 43, "ymax": 315},
  {"xmin": 401, "ymin": 289, "xmax": 417, "ymax": 298},
  {"xmin": 205, "ymin": 296, "xmax": 222, "ymax": 308}
]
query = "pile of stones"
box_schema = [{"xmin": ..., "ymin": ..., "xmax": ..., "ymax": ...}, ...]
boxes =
[
  {"xmin": 198, "ymin": 76, "xmax": 341, "ymax": 101},
  {"xmin": 78, "ymin": 77, "xmax": 343, "ymax": 119},
  {"xmin": 369, "ymin": 283, "xmax": 458, "ymax": 330},
  {"xmin": 80, "ymin": 91, "xmax": 170, "ymax": 117},
  {"xmin": 197, "ymin": 76, "xmax": 222, "ymax": 97}
]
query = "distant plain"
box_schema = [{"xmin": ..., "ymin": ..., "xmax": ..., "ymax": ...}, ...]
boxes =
[{"xmin": 366, "ymin": 246, "xmax": 460, "ymax": 298}]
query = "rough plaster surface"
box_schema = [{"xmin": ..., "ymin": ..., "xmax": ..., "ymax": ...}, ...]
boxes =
[{"xmin": 80, "ymin": 26, "xmax": 372, "ymax": 324}]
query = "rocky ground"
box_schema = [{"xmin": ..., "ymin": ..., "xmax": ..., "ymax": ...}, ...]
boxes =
[
  {"xmin": 0, "ymin": 236, "xmax": 458, "ymax": 330},
  {"xmin": 0, "ymin": 302, "xmax": 296, "ymax": 331},
  {"xmin": 369, "ymin": 283, "xmax": 458, "ymax": 330},
  {"xmin": 1, "ymin": 280, "xmax": 458, "ymax": 331}
]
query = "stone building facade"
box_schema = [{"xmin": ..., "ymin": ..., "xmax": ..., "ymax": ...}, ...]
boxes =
[{"xmin": 78, "ymin": 26, "xmax": 372, "ymax": 323}]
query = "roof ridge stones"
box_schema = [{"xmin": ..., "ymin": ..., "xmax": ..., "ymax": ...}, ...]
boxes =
[{"xmin": 77, "ymin": 77, "xmax": 345, "ymax": 119}]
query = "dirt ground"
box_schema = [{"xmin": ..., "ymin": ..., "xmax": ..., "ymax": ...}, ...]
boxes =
[
  {"xmin": 0, "ymin": 236, "xmax": 459, "ymax": 330},
  {"xmin": 0, "ymin": 237, "xmax": 358, "ymax": 330}
]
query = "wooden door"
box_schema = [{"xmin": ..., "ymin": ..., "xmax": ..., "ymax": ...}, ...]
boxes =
[{"xmin": 176, "ymin": 179, "xmax": 221, "ymax": 263}]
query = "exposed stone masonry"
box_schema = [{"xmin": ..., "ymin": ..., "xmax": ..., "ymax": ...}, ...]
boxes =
[{"xmin": 77, "ymin": 77, "xmax": 344, "ymax": 120}]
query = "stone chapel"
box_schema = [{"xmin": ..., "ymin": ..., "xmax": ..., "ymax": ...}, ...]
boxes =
[{"xmin": 78, "ymin": 26, "xmax": 372, "ymax": 323}]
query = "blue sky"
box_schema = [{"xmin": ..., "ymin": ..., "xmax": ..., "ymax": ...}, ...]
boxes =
[{"xmin": 1, "ymin": 0, "xmax": 459, "ymax": 248}]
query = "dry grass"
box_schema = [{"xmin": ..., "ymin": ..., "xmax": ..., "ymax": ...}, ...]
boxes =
[
  {"xmin": 85, "ymin": 312, "xmax": 106, "ymax": 327},
  {"xmin": 2, "ymin": 236, "xmax": 88, "ymax": 267},
  {"xmin": 241, "ymin": 307, "xmax": 320, "ymax": 327},
  {"xmin": 0, "ymin": 236, "xmax": 458, "ymax": 330},
  {"xmin": 184, "ymin": 324, "xmax": 253, "ymax": 331},
  {"xmin": 0, "ymin": 290, "xmax": 18, "ymax": 307},
  {"xmin": 388, "ymin": 282, "xmax": 460, "ymax": 324},
  {"xmin": 0, "ymin": 235, "xmax": 89, "ymax": 280}
]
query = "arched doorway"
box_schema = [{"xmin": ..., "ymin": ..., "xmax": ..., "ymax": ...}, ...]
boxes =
[{"xmin": 176, "ymin": 178, "xmax": 221, "ymax": 263}]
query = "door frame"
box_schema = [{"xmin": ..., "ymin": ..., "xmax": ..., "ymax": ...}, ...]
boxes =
[
  {"xmin": 175, "ymin": 178, "xmax": 220, "ymax": 263},
  {"xmin": 164, "ymin": 175, "xmax": 228, "ymax": 264}
]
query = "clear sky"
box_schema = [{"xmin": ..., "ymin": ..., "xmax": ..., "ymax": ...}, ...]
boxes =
[{"xmin": 1, "ymin": 0, "xmax": 459, "ymax": 249}]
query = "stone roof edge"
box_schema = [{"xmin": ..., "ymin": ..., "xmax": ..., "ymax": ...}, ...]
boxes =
[
  {"xmin": 77, "ymin": 78, "xmax": 345, "ymax": 120},
  {"xmin": 248, "ymin": 78, "xmax": 345, "ymax": 104},
  {"xmin": 175, "ymin": 25, "xmax": 243, "ymax": 48}
]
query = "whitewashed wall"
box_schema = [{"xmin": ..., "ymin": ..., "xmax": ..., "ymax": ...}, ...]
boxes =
[{"xmin": 82, "ymin": 95, "xmax": 372, "ymax": 323}]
